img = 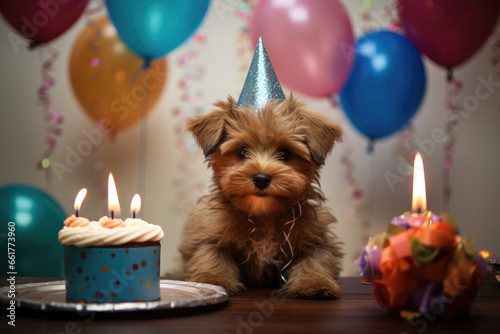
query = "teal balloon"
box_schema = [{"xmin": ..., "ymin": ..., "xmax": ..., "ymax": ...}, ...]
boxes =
[
  {"xmin": 339, "ymin": 30, "xmax": 426, "ymax": 143},
  {"xmin": 0, "ymin": 184, "xmax": 66, "ymax": 276},
  {"xmin": 105, "ymin": 0, "xmax": 210, "ymax": 67}
]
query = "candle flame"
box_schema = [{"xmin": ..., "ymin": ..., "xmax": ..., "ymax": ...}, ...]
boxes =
[
  {"xmin": 412, "ymin": 153, "xmax": 427, "ymax": 213},
  {"xmin": 130, "ymin": 194, "xmax": 141, "ymax": 215},
  {"xmin": 479, "ymin": 250, "xmax": 494, "ymax": 259},
  {"xmin": 74, "ymin": 188, "xmax": 87, "ymax": 211},
  {"xmin": 108, "ymin": 173, "xmax": 121, "ymax": 215}
]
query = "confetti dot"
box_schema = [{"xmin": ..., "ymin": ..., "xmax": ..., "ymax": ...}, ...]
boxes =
[
  {"xmin": 101, "ymin": 265, "xmax": 109, "ymax": 273},
  {"xmin": 115, "ymin": 280, "xmax": 120, "ymax": 285},
  {"xmin": 80, "ymin": 252, "xmax": 86, "ymax": 260},
  {"xmin": 157, "ymin": 260, "xmax": 160, "ymax": 266},
  {"xmin": 126, "ymin": 271, "xmax": 130, "ymax": 275},
  {"xmin": 154, "ymin": 250, "xmax": 156, "ymax": 254},
  {"xmin": 41, "ymin": 158, "xmax": 51, "ymax": 169},
  {"xmin": 77, "ymin": 267, "xmax": 82, "ymax": 274},
  {"xmin": 133, "ymin": 263, "xmax": 139, "ymax": 271},
  {"xmin": 94, "ymin": 160, "xmax": 103, "ymax": 170},
  {"xmin": 361, "ymin": 0, "xmax": 372, "ymax": 8},
  {"xmin": 111, "ymin": 253, "xmax": 116, "ymax": 258},
  {"xmin": 96, "ymin": 292, "xmax": 103, "ymax": 299},
  {"xmin": 110, "ymin": 293, "xmax": 116, "ymax": 300},
  {"xmin": 141, "ymin": 260, "xmax": 147, "ymax": 267},
  {"xmin": 443, "ymin": 137, "xmax": 453, "ymax": 147},
  {"xmin": 115, "ymin": 70, "xmax": 125, "ymax": 82},
  {"xmin": 79, "ymin": 287, "xmax": 83, "ymax": 292},
  {"xmin": 140, "ymin": 281, "xmax": 143, "ymax": 285},
  {"xmin": 90, "ymin": 57, "xmax": 100, "ymax": 67},
  {"xmin": 125, "ymin": 249, "xmax": 129, "ymax": 254},
  {"xmin": 130, "ymin": 289, "xmax": 134, "ymax": 293},
  {"xmin": 85, "ymin": 276, "xmax": 89, "ymax": 281},
  {"xmin": 344, "ymin": 207, "xmax": 355, "ymax": 218},
  {"xmin": 146, "ymin": 281, "xmax": 150, "ymax": 287}
]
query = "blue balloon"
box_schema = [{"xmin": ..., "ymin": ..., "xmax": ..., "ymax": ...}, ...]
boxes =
[
  {"xmin": 0, "ymin": 184, "xmax": 66, "ymax": 276},
  {"xmin": 339, "ymin": 30, "xmax": 426, "ymax": 143},
  {"xmin": 106, "ymin": 0, "xmax": 210, "ymax": 67}
]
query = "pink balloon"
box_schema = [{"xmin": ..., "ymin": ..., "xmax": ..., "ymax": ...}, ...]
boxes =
[
  {"xmin": 250, "ymin": 0, "xmax": 355, "ymax": 98},
  {"xmin": 398, "ymin": 0, "xmax": 499, "ymax": 68},
  {"xmin": 0, "ymin": 0, "xmax": 89, "ymax": 47}
]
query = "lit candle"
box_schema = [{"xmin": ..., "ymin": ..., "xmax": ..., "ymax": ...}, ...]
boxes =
[
  {"xmin": 74, "ymin": 188, "xmax": 87, "ymax": 217},
  {"xmin": 108, "ymin": 173, "xmax": 121, "ymax": 219},
  {"xmin": 388, "ymin": 152, "xmax": 439, "ymax": 229},
  {"xmin": 412, "ymin": 153, "xmax": 426, "ymax": 214},
  {"xmin": 130, "ymin": 194, "xmax": 141, "ymax": 218}
]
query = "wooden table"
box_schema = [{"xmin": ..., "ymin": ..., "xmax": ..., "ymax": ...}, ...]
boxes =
[{"xmin": 1, "ymin": 275, "xmax": 499, "ymax": 334}]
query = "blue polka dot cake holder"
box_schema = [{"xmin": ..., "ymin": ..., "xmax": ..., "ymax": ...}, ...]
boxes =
[{"xmin": 64, "ymin": 244, "xmax": 161, "ymax": 303}]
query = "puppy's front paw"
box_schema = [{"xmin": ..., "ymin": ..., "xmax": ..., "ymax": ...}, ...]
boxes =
[
  {"xmin": 190, "ymin": 273, "xmax": 245, "ymax": 295},
  {"xmin": 282, "ymin": 277, "xmax": 341, "ymax": 300}
]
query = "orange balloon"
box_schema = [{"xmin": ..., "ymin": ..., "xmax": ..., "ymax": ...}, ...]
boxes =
[{"xmin": 69, "ymin": 16, "xmax": 168, "ymax": 131}]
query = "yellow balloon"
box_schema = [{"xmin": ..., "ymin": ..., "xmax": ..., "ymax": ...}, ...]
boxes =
[{"xmin": 69, "ymin": 16, "xmax": 168, "ymax": 131}]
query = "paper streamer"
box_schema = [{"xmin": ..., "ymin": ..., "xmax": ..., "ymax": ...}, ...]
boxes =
[
  {"xmin": 36, "ymin": 44, "xmax": 62, "ymax": 191},
  {"xmin": 442, "ymin": 69, "xmax": 463, "ymax": 213},
  {"xmin": 171, "ymin": 33, "xmax": 207, "ymax": 212},
  {"xmin": 328, "ymin": 97, "xmax": 370, "ymax": 259}
]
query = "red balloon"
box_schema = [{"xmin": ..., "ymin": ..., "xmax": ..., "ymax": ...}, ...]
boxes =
[
  {"xmin": 398, "ymin": 0, "xmax": 499, "ymax": 68},
  {"xmin": 0, "ymin": 0, "xmax": 89, "ymax": 47},
  {"xmin": 250, "ymin": 0, "xmax": 355, "ymax": 98}
]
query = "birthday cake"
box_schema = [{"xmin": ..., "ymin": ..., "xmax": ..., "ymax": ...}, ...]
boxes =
[{"xmin": 58, "ymin": 215, "xmax": 164, "ymax": 303}]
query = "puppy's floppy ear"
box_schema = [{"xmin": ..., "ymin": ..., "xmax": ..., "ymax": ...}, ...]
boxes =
[
  {"xmin": 302, "ymin": 111, "xmax": 342, "ymax": 165},
  {"xmin": 285, "ymin": 94, "xmax": 342, "ymax": 165},
  {"xmin": 186, "ymin": 96, "xmax": 237, "ymax": 157}
]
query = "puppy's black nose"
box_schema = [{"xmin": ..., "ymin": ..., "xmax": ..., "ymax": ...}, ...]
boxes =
[{"xmin": 253, "ymin": 173, "xmax": 271, "ymax": 190}]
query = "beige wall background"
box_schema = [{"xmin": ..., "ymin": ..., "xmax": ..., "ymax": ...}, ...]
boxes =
[{"xmin": 0, "ymin": 1, "xmax": 499, "ymax": 276}]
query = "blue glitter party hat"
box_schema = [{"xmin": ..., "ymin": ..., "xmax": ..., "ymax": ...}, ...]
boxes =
[{"xmin": 237, "ymin": 37, "xmax": 285, "ymax": 110}]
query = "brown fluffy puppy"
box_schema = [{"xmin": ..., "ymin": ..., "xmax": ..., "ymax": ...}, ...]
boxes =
[{"xmin": 179, "ymin": 94, "xmax": 343, "ymax": 299}]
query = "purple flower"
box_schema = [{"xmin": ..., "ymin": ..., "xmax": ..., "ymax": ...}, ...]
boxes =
[{"xmin": 355, "ymin": 247, "xmax": 382, "ymax": 280}]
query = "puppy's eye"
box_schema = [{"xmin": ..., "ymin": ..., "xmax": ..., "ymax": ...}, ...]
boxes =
[
  {"xmin": 237, "ymin": 146, "xmax": 248, "ymax": 158},
  {"xmin": 278, "ymin": 149, "xmax": 291, "ymax": 161}
]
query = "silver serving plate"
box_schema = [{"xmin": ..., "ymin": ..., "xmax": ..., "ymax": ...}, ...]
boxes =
[{"xmin": 0, "ymin": 279, "xmax": 228, "ymax": 312}]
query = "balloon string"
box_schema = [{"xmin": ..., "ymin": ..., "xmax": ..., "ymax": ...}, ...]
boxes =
[
  {"xmin": 137, "ymin": 72, "xmax": 150, "ymax": 213},
  {"xmin": 367, "ymin": 139, "xmax": 375, "ymax": 154},
  {"xmin": 86, "ymin": 17, "xmax": 108, "ymax": 214},
  {"xmin": 36, "ymin": 44, "xmax": 61, "ymax": 191}
]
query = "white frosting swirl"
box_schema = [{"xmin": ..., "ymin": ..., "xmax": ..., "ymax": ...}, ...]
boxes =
[{"xmin": 58, "ymin": 217, "xmax": 164, "ymax": 247}]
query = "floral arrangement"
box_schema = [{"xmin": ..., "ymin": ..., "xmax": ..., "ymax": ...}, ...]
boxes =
[{"xmin": 356, "ymin": 211, "xmax": 491, "ymax": 318}]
